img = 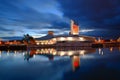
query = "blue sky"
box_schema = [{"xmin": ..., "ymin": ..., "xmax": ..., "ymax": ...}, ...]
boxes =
[{"xmin": 0, "ymin": 0, "xmax": 120, "ymax": 39}]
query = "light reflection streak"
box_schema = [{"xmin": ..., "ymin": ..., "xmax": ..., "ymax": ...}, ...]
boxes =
[
  {"xmin": 14, "ymin": 51, "xmax": 17, "ymax": 54},
  {"xmin": 68, "ymin": 52, "xmax": 73, "ymax": 56},
  {"xmin": 72, "ymin": 55, "xmax": 80, "ymax": 71},
  {"xmin": 0, "ymin": 48, "xmax": 96, "ymax": 61},
  {"xmin": 101, "ymin": 51, "xmax": 104, "ymax": 55},
  {"xmin": 33, "ymin": 55, "xmax": 36, "ymax": 58},
  {"xmin": 98, "ymin": 48, "xmax": 101, "ymax": 54},
  {"xmin": 110, "ymin": 47, "xmax": 113, "ymax": 52},
  {"xmin": 7, "ymin": 50, "xmax": 10, "ymax": 56},
  {"xmin": 23, "ymin": 52, "xmax": 25, "ymax": 56},
  {"xmin": 0, "ymin": 47, "xmax": 119, "ymax": 73},
  {"xmin": 60, "ymin": 52, "xmax": 65, "ymax": 56},
  {"xmin": 17, "ymin": 48, "xmax": 96, "ymax": 61},
  {"xmin": 35, "ymin": 48, "xmax": 96, "ymax": 56},
  {"xmin": 98, "ymin": 48, "xmax": 104, "ymax": 55},
  {"xmin": 0, "ymin": 51, "xmax": 1, "ymax": 57},
  {"xmin": 14, "ymin": 51, "xmax": 19, "ymax": 56},
  {"xmin": 80, "ymin": 50, "xmax": 85, "ymax": 55},
  {"xmin": 53, "ymin": 51, "xmax": 57, "ymax": 55}
]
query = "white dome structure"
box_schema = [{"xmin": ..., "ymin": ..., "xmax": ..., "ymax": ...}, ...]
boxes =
[{"xmin": 35, "ymin": 20, "xmax": 96, "ymax": 47}]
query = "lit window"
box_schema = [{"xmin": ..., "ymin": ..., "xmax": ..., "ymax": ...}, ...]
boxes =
[
  {"xmin": 59, "ymin": 37, "xmax": 65, "ymax": 41},
  {"xmin": 80, "ymin": 50, "xmax": 85, "ymax": 55},
  {"xmin": 79, "ymin": 37, "xmax": 84, "ymax": 41},
  {"xmin": 41, "ymin": 42, "xmax": 44, "ymax": 45},
  {"xmin": 68, "ymin": 51, "xmax": 73, "ymax": 56},
  {"xmin": 60, "ymin": 51, "xmax": 65, "ymax": 56},
  {"xmin": 67, "ymin": 37, "xmax": 73, "ymax": 41},
  {"xmin": 53, "ymin": 38, "xmax": 56, "ymax": 41},
  {"xmin": 37, "ymin": 43, "xmax": 39, "ymax": 45}
]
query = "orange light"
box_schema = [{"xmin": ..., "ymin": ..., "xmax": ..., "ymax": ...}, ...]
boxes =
[
  {"xmin": 74, "ymin": 61, "xmax": 79, "ymax": 67},
  {"xmin": 72, "ymin": 24, "xmax": 79, "ymax": 35}
]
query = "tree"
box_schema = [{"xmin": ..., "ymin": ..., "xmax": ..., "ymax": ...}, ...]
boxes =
[{"xmin": 22, "ymin": 34, "xmax": 36, "ymax": 45}]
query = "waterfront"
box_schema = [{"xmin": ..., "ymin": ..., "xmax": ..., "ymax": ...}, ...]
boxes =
[{"xmin": 0, "ymin": 47, "xmax": 120, "ymax": 80}]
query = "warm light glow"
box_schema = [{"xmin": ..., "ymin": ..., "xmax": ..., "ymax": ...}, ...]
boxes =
[
  {"xmin": 98, "ymin": 37, "xmax": 101, "ymax": 43},
  {"xmin": 53, "ymin": 38, "xmax": 56, "ymax": 41},
  {"xmin": 59, "ymin": 37, "xmax": 66, "ymax": 41},
  {"xmin": 67, "ymin": 37, "xmax": 73, "ymax": 41},
  {"xmin": 72, "ymin": 24, "xmax": 79, "ymax": 35},
  {"xmin": 41, "ymin": 42, "xmax": 44, "ymax": 45},
  {"xmin": 71, "ymin": 20, "xmax": 79, "ymax": 35},
  {"xmin": 68, "ymin": 51, "xmax": 73, "ymax": 56},
  {"xmin": 80, "ymin": 50, "xmax": 85, "ymax": 55},
  {"xmin": 37, "ymin": 43, "xmax": 39, "ymax": 45},
  {"xmin": 60, "ymin": 51, "xmax": 65, "ymax": 56},
  {"xmin": 79, "ymin": 37, "xmax": 84, "ymax": 41},
  {"xmin": 45, "ymin": 42, "xmax": 48, "ymax": 45},
  {"xmin": 110, "ymin": 47, "xmax": 113, "ymax": 52},
  {"xmin": 53, "ymin": 51, "xmax": 57, "ymax": 55},
  {"xmin": 14, "ymin": 51, "xmax": 17, "ymax": 54}
]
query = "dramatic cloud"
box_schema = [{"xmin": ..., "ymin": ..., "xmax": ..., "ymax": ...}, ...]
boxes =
[
  {"xmin": 0, "ymin": 0, "xmax": 69, "ymax": 38},
  {"xmin": 58, "ymin": 0, "xmax": 120, "ymax": 38},
  {"xmin": 0, "ymin": 0, "xmax": 119, "ymax": 39}
]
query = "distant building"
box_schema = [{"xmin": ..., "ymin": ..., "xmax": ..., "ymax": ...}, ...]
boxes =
[
  {"xmin": 35, "ymin": 20, "xmax": 96, "ymax": 46},
  {"xmin": 117, "ymin": 37, "xmax": 120, "ymax": 42}
]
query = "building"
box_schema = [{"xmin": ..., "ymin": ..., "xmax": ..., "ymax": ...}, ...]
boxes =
[
  {"xmin": 35, "ymin": 20, "xmax": 96, "ymax": 47},
  {"xmin": 117, "ymin": 37, "xmax": 120, "ymax": 42}
]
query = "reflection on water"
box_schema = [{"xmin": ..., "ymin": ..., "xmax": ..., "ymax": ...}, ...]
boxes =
[
  {"xmin": 24, "ymin": 48, "xmax": 96, "ymax": 61},
  {"xmin": 0, "ymin": 47, "xmax": 120, "ymax": 80},
  {"xmin": 24, "ymin": 48, "xmax": 96, "ymax": 71},
  {"xmin": 110, "ymin": 47, "xmax": 113, "ymax": 52},
  {"xmin": 71, "ymin": 55, "xmax": 80, "ymax": 71},
  {"xmin": 0, "ymin": 47, "xmax": 119, "ymax": 65}
]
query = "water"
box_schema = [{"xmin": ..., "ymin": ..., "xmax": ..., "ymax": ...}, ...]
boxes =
[{"xmin": 0, "ymin": 47, "xmax": 120, "ymax": 80}]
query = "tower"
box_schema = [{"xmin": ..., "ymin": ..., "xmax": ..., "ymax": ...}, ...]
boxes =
[{"xmin": 70, "ymin": 20, "xmax": 79, "ymax": 35}]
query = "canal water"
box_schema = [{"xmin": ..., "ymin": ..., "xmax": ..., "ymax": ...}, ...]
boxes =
[{"xmin": 0, "ymin": 47, "xmax": 120, "ymax": 80}]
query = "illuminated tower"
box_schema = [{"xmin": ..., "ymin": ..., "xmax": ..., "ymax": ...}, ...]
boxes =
[{"xmin": 70, "ymin": 20, "xmax": 79, "ymax": 35}]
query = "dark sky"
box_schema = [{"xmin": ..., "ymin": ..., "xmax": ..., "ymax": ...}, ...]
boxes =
[{"xmin": 0, "ymin": 0, "xmax": 120, "ymax": 39}]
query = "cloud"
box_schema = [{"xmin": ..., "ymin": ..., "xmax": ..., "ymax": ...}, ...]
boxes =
[
  {"xmin": 57, "ymin": 0, "xmax": 120, "ymax": 38},
  {"xmin": 0, "ymin": 0, "xmax": 119, "ymax": 39},
  {"xmin": 0, "ymin": 0, "xmax": 69, "ymax": 37},
  {"xmin": 80, "ymin": 29, "xmax": 95, "ymax": 33},
  {"xmin": 58, "ymin": 0, "xmax": 120, "ymax": 28}
]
